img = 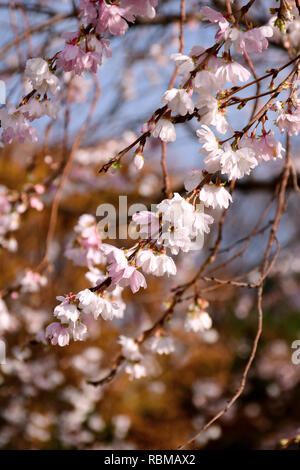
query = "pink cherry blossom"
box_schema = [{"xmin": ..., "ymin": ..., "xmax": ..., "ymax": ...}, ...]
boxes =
[
  {"xmin": 78, "ymin": 0, "xmax": 97, "ymax": 24},
  {"xmin": 235, "ymin": 26, "xmax": 273, "ymax": 54},
  {"xmin": 111, "ymin": 264, "xmax": 147, "ymax": 294},
  {"xmin": 0, "ymin": 106, "xmax": 38, "ymax": 144},
  {"xmin": 276, "ymin": 109, "xmax": 300, "ymax": 136},
  {"xmin": 243, "ymin": 133, "xmax": 285, "ymax": 162},
  {"xmin": 20, "ymin": 270, "xmax": 47, "ymax": 293},
  {"xmin": 199, "ymin": 184, "xmax": 233, "ymax": 210},
  {"xmin": 200, "ymin": 6, "xmax": 228, "ymax": 27},
  {"xmin": 132, "ymin": 210, "xmax": 160, "ymax": 239},
  {"xmin": 97, "ymin": 3, "xmax": 129, "ymax": 36},
  {"xmin": 45, "ymin": 322, "xmax": 70, "ymax": 347},
  {"xmin": 200, "ymin": 6, "xmax": 230, "ymax": 43},
  {"xmin": 122, "ymin": 0, "xmax": 158, "ymax": 19}
]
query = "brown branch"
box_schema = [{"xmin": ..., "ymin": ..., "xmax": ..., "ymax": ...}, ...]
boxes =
[
  {"xmin": 160, "ymin": 141, "xmax": 171, "ymax": 198},
  {"xmin": 159, "ymin": 0, "xmax": 186, "ymax": 198},
  {"xmin": 0, "ymin": 12, "xmax": 74, "ymax": 60},
  {"xmin": 178, "ymin": 284, "xmax": 264, "ymax": 449},
  {"xmin": 37, "ymin": 78, "xmax": 101, "ymax": 270},
  {"xmin": 178, "ymin": 132, "xmax": 291, "ymax": 449}
]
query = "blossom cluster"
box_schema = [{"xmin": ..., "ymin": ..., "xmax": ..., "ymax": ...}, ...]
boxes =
[
  {"xmin": 56, "ymin": 0, "xmax": 158, "ymax": 76},
  {"xmin": 4, "ymin": 1, "xmax": 298, "ymax": 387},
  {"xmin": 0, "ymin": 185, "xmax": 20, "ymax": 252},
  {"xmin": 146, "ymin": 5, "xmax": 274, "ymax": 144},
  {"xmin": 0, "ymin": 2, "xmax": 158, "ymax": 145},
  {"xmin": 46, "ymin": 188, "xmax": 217, "ymax": 378},
  {"xmin": 0, "ymin": 58, "xmax": 59, "ymax": 144},
  {"xmin": 0, "ymin": 181, "xmax": 47, "ymax": 253},
  {"xmin": 139, "ymin": 6, "xmax": 286, "ymax": 213},
  {"xmin": 44, "ymin": 4, "xmax": 293, "ymax": 381}
]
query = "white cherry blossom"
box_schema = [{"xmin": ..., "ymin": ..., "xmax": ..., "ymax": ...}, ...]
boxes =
[
  {"xmin": 133, "ymin": 152, "xmax": 144, "ymax": 170},
  {"xmin": 119, "ymin": 335, "xmax": 142, "ymax": 361},
  {"xmin": 151, "ymin": 118, "xmax": 176, "ymax": 142},
  {"xmin": 199, "ymin": 184, "xmax": 233, "ymax": 210},
  {"xmin": 221, "ymin": 143, "xmax": 258, "ymax": 180},
  {"xmin": 25, "ymin": 58, "xmax": 60, "ymax": 95},
  {"xmin": 54, "ymin": 297, "xmax": 80, "ymax": 324},
  {"xmin": 214, "ymin": 58, "xmax": 250, "ymax": 85},
  {"xmin": 76, "ymin": 289, "xmax": 119, "ymax": 321},
  {"xmin": 196, "ymin": 94, "xmax": 229, "ymax": 134},
  {"xmin": 170, "ymin": 52, "xmax": 194, "ymax": 80},
  {"xmin": 148, "ymin": 335, "xmax": 175, "ymax": 355},
  {"xmin": 185, "ymin": 310, "xmax": 212, "ymax": 333},
  {"xmin": 124, "ymin": 362, "xmax": 147, "ymax": 380},
  {"xmin": 193, "ymin": 70, "xmax": 223, "ymax": 91},
  {"xmin": 136, "ymin": 250, "xmax": 177, "ymax": 277},
  {"xmin": 161, "ymin": 88, "xmax": 194, "ymax": 116}
]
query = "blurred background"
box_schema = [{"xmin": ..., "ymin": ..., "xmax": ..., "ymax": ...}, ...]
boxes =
[{"xmin": 0, "ymin": 0, "xmax": 300, "ymax": 450}]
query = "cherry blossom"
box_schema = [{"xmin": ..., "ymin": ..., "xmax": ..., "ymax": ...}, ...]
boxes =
[
  {"xmin": 256, "ymin": 133, "xmax": 285, "ymax": 162},
  {"xmin": 243, "ymin": 133, "xmax": 285, "ymax": 162},
  {"xmin": 124, "ymin": 362, "xmax": 147, "ymax": 380},
  {"xmin": 147, "ymin": 335, "xmax": 175, "ymax": 355},
  {"xmin": 235, "ymin": 26, "xmax": 274, "ymax": 54},
  {"xmin": 213, "ymin": 58, "xmax": 251, "ymax": 85},
  {"xmin": 0, "ymin": 185, "xmax": 20, "ymax": 252},
  {"xmin": 0, "ymin": 298, "xmax": 16, "ymax": 334},
  {"xmin": 200, "ymin": 6, "xmax": 229, "ymax": 37},
  {"xmin": 65, "ymin": 214, "xmax": 104, "ymax": 268},
  {"xmin": 193, "ymin": 70, "xmax": 222, "ymax": 92},
  {"xmin": 78, "ymin": 0, "xmax": 97, "ymax": 23},
  {"xmin": 55, "ymin": 0, "xmax": 158, "ymax": 78},
  {"xmin": 3, "ymin": 0, "xmax": 300, "ymax": 451},
  {"xmin": 97, "ymin": 3, "xmax": 129, "ymax": 36},
  {"xmin": 136, "ymin": 250, "xmax": 177, "ymax": 277},
  {"xmin": 199, "ymin": 184, "xmax": 233, "ymax": 210},
  {"xmin": 196, "ymin": 125, "xmax": 223, "ymax": 171},
  {"xmin": 184, "ymin": 304, "xmax": 212, "ymax": 333},
  {"xmin": 123, "ymin": 0, "xmax": 158, "ymax": 19},
  {"xmin": 221, "ymin": 143, "xmax": 258, "ymax": 180},
  {"xmin": 76, "ymin": 289, "xmax": 119, "ymax": 321},
  {"xmin": 20, "ymin": 271, "xmax": 47, "ymax": 294},
  {"xmin": 111, "ymin": 264, "xmax": 147, "ymax": 293},
  {"xmin": 45, "ymin": 323, "xmax": 70, "ymax": 347},
  {"xmin": 161, "ymin": 88, "xmax": 194, "ymax": 116},
  {"xmin": 25, "ymin": 58, "xmax": 60, "ymax": 95},
  {"xmin": 170, "ymin": 53, "xmax": 194, "ymax": 80},
  {"xmin": 276, "ymin": 107, "xmax": 300, "ymax": 136},
  {"xmin": 156, "ymin": 192, "xmax": 195, "ymax": 226},
  {"xmin": 54, "ymin": 296, "xmax": 81, "ymax": 324},
  {"xmin": 200, "ymin": 6, "xmax": 273, "ymax": 55},
  {"xmin": 0, "ymin": 105, "xmax": 37, "ymax": 144},
  {"xmin": 20, "ymin": 99, "xmax": 59, "ymax": 122},
  {"xmin": 195, "ymin": 95, "xmax": 229, "ymax": 134},
  {"xmin": 132, "ymin": 211, "xmax": 160, "ymax": 239},
  {"xmin": 151, "ymin": 118, "xmax": 176, "ymax": 142},
  {"xmin": 157, "ymin": 226, "xmax": 193, "ymax": 255},
  {"xmin": 133, "ymin": 152, "xmax": 144, "ymax": 170},
  {"xmin": 100, "ymin": 244, "xmax": 147, "ymax": 293},
  {"xmin": 71, "ymin": 322, "xmax": 88, "ymax": 342},
  {"xmin": 119, "ymin": 335, "xmax": 142, "ymax": 362},
  {"xmin": 57, "ymin": 36, "xmax": 110, "ymax": 75}
]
